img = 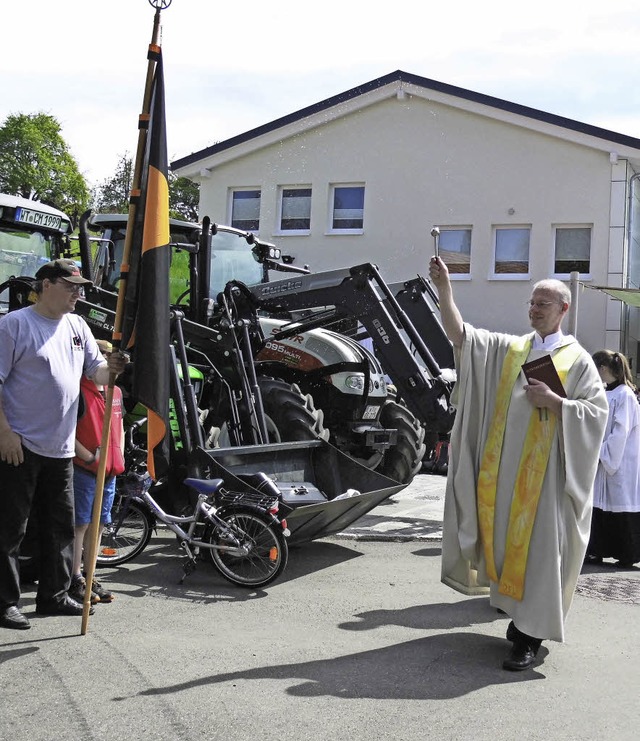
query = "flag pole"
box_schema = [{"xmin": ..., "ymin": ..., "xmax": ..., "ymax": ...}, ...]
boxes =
[{"xmin": 81, "ymin": 3, "xmax": 166, "ymax": 635}]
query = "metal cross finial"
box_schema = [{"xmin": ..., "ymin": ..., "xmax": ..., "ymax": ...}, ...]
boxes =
[{"xmin": 148, "ymin": 0, "xmax": 172, "ymax": 9}]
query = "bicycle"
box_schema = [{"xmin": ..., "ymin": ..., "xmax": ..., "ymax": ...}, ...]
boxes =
[{"xmin": 96, "ymin": 467, "xmax": 289, "ymax": 589}]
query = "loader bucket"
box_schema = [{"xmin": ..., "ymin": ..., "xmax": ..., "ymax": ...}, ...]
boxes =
[{"xmin": 192, "ymin": 440, "xmax": 406, "ymax": 545}]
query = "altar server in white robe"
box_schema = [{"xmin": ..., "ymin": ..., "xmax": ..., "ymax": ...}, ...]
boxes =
[
  {"xmin": 586, "ymin": 349, "xmax": 640, "ymax": 567},
  {"xmin": 428, "ymin": 256, "xmax": 607, "ymax": 671}
]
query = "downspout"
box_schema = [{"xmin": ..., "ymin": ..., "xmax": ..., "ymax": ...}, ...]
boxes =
[
  {"xmin": 623, "ymin": 172, "xmax": 640, "ymax": 358},
  {"xmin": 568, "ymin": 271, "xmax": 579, "ymax": 336}
]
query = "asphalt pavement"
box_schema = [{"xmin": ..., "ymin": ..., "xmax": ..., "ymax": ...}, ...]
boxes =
[{"xmin": 2, "ymin": 472, "xmax": 640, "ymax": 741}]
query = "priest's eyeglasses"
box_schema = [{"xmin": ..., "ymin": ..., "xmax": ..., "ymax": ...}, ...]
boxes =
[{"xmin": 526, "ymin": 300, "xmax": 560, "ymax": 309}]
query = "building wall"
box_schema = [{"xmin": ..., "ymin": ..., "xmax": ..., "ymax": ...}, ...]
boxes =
[{"xmin": 196, "ymin": 93, "xmax": 628, "ymax": 353}]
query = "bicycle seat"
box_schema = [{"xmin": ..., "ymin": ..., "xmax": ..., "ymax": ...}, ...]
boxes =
[{"xmin": 183, "ymin": 477, "xmax": 225, "ymax": 495}]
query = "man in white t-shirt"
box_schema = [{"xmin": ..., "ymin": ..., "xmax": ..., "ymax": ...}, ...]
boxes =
[{"xmin": 0, "ymin": 259, "xmax": 127, "ymax": 630}]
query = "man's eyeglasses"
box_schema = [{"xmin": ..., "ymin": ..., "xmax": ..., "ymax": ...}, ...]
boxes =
[
  {"xmin": 56, "ymin": 281, "xmax": 84, "ymax": 295},
  {"xmin": 526, "ymin": 300, "xmax": 560, "ymax": 309}
]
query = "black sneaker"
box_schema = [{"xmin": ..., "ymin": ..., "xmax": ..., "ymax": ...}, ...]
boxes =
[
  {"xmin": 69, "ymin": 575, "xmax": 100, "ymax": 605},
  {"xmin": 90, "ymin": 577, "xmax": 114, "ymax": 603}
]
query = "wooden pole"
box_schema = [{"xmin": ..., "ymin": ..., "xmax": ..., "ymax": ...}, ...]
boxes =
[{"xmin": 81, "ymin": 9, "xmax": 163, "ymax": 635}]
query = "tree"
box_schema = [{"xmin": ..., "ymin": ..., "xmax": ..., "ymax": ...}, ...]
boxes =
[
  {"xmin": 93, "ymin": 153, "xmax": 200, "ymax": 222},
  {"xmin": 168, "ymin": 173, "xmax": 199, "ymax": 222},
  {"xmin": 0, "ymin": 112, "xmax": 90, "ymax": 221},
  {"xmin": 92, "ymin": 153, "xmax": 133, "ymax": 213}
]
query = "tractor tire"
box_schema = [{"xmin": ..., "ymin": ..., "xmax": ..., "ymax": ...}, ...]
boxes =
[
  {"xmin": 378, "ymin": 397, "xmax": 426, "ymax": 484},
  {"xmin": 258, "ymin": 376, "xmax": 330, "ymax": 443}
]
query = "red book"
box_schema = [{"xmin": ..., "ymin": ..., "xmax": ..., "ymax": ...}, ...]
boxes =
[{"xmin": 521, "ymin": 355, "xmax": 567, "ymax": 398}]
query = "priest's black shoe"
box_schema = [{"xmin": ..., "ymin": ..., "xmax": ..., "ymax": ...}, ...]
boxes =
[
  {"xmin": 502, "ymin": 640, "xmax": 537, "ymax": 671},
  {"xmin": 0, "ymin": 606, "xmax": 31, "ymax": 630},
  {"xmin": 36, "ymin": 595, "xmax": 94, "ymax": 616}
]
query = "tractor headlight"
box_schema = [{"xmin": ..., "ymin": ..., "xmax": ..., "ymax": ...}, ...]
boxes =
[{"xmin": 345, "ymin": 375, "xmax": 365, "ymax": 391}]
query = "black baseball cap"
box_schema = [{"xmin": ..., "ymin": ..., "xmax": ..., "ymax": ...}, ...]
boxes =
[{"xmin": 35, "ymin": 259, "xmax": 92, "ymax": 285}]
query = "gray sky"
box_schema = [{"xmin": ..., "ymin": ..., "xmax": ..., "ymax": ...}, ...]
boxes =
[{"xmin": 3, "ymin": 0, "xmax": 640, "ymax": 187}]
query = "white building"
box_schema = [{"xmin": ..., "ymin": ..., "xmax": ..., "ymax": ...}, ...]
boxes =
[{"xmin": 172, "ymin": 70, "xmax": 640, "ymax": 375}]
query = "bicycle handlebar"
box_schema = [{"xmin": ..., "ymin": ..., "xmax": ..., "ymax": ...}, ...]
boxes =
[{"xmin": 124, "ymin": 417, "xmax": 149, "ymax": 469}]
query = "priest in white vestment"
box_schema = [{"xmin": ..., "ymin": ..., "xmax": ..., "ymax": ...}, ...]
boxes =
[{"xmin": 429, "ymin": 257, "xmax": 608, "ymax": 671}]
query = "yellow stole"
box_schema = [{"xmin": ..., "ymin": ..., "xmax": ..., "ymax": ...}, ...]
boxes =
[{"xmin": 476, "ymin": 337, "xmax": 582, "ymax": 600}]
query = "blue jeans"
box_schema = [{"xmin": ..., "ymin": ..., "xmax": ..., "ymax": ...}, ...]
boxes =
[
  {"xmin": 73, "ymin": 467, "xmax": 116, "ymax": 526},
  {"xmin": 0, "ymin": 447, "xmax": 74, "ymax": 609}
]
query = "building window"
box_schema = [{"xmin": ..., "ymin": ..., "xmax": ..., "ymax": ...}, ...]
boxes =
[
  {"xmin": 554, "ymin": 226, "xmax": 591, "ymax": 275},
  {"xmin": 231, "ymin": 189, "xmax": 261, "ymax": 231},
  {"xmin": 494, "ymin": 226, "xmax": 530, "ymax": 275},
  {"xmin": 279, "ymin": 187, "xmax": 311, "ymax": 232},
  {"xmin": 439, "ymin": 228, "xmax": 471, "ymax": 274},
  {"xmin": 331, "ymin": 185, "xmax": 364, "ymax": 231}
]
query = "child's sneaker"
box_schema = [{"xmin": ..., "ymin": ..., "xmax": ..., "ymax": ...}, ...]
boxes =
[
  {"xmin": 69, "ymin": 574, "xmax": 100, "ymax": 605},
  {"xmin": 90, "ymin": 577, "xmax": 114, "ymax": 603}
]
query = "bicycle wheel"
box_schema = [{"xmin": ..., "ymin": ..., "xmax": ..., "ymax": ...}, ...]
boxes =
[
  {"xmin": 205, "ymin": 508, "xmax": 288, "ymax": 588},
  {"xmin": 96, "ymin": 499, "xmax": 153, "ymax": 567}
]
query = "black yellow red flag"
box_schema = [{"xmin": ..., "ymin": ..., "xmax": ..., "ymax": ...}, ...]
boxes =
[{"xmin": 122, "ymin": 46, "xmax": 171, "ymax": 480}]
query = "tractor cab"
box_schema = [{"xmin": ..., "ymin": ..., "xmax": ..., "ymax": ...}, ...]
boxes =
[
  {"xmin": 0, "ymin": 193, "xmax": 73, "ymax": 312},
  {"xmin": 77, "ymin": 212, "xmax": 282, "ymax": 309}
]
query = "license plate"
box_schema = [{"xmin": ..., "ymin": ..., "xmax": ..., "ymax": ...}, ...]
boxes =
[
  {"xmin": 15, "ymin": 207, "xmax": 62, "ymax": 231},
  {"xmin": 362, "ymin": 404, "xmax": 379, "ymax": 420}
]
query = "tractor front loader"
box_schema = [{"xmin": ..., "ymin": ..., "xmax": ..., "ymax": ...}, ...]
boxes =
[{"xmin": 76, "ymin": 211, "xmax": 456, "ymax": 485}]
